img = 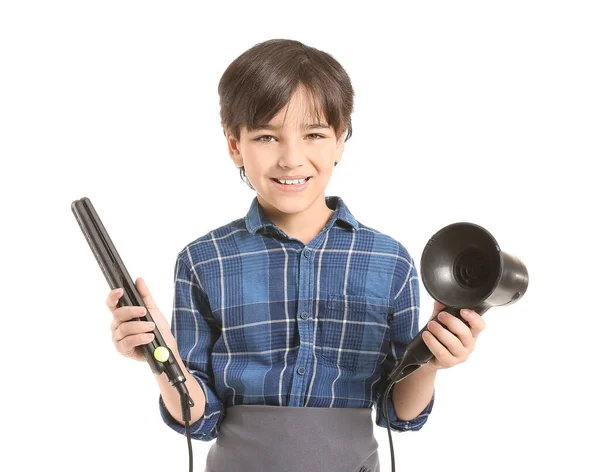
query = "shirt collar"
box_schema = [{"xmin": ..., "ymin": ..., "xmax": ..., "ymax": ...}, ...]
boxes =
[{"xmin": 244, "ymin": 195, "xmax": 359, "ymax": 235}]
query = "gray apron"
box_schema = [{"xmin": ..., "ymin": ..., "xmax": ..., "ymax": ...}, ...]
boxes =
[{"xmin": 204, "ymin": 404, "xmax": 380, "ymax": 472}]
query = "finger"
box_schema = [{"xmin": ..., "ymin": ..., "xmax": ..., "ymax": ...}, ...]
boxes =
[
  {"xmin": 106, "ymin": 288, "xmax": 124, "ymax": 313},
  {"xmin": 461, "ymin": 309, "xmax": 486, "ymax": 337},
  {"xmin": 421, "ymin": 330, "xmax": 453, "ymax": 365},
  {"xmin": 113, "ymin": 305, "xmax": 147, "ymax": 324},
  {"xmin": 136, "ymin": 277, "xmax": 159, "ymax": 311},
  {"xmin": 111, "ymin": 306, "xmax": 147, "ymax": 334},
  {"xmin": 436, "ymin": 311, "xmax": 475, "ymax": 350},
  {"xmin": 113, "ymin": 320, "xmax": 156, "ymax": 344},
  {"xmin": 116, "ymin": 332, "xmax": 155, "ymax": 353},
  {"xmin": 427, "ymin": 318, "xmax": 466, "ymax": 358}
]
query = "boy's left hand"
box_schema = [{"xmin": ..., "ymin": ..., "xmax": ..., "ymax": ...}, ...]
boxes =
[{"xmin": 422, "ymin": 301, "xmax": 486, "ymax": 370}]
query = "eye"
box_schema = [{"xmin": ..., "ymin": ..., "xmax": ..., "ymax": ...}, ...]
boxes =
[
  {"xmin": 253, "ymin": 133, "xmax": 326, "ymax": 143},
  {"xmin": 254, "ymin": 135, "xmax": 275, "ymax": 143}
]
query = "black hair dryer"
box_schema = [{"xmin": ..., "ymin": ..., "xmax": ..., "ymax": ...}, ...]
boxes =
[{"xmin": 389, "ymin": 222, "xmax": 529, "ymax": 382}]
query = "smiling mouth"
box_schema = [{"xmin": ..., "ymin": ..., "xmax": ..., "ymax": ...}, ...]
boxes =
[{"xmin": 270, "ymin": 177, "xmax": 312, "ymax": 185}]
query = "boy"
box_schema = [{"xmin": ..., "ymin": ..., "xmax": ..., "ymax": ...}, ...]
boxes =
[{"xmin": 107, "ymin": 38, "xmax": 485, "ymax": 472}]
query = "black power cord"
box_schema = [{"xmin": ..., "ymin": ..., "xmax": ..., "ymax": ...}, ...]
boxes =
[
  {"xmin": 174, "ymin": 384, "xmax": 195, "ymax": 472},
  {"xmin": 382, "ymin": 364, "xmax": 421, "ymax": 472}
]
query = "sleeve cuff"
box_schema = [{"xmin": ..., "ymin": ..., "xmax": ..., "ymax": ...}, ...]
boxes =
[
  {"xmin": 375, "ymin": 385, "xmax": 435, "ymax": 433},
  {"xmin": 158, "ymin": 374, "xmax": 225, "ymax": 442}
]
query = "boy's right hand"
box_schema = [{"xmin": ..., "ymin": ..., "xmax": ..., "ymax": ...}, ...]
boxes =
[{"xmin": 107, "ymin": 277, "xmax": 174, "ymax": 363}]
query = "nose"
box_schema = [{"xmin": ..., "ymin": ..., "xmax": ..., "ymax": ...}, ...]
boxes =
[{"xmin": 278, "ymin": 140, "xmax": 305, "ymax": 168}]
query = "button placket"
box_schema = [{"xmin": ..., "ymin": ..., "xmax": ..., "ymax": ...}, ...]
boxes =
[{"xmin": 289, "ymin": 245, "xmax": 315, "ymax": 405}]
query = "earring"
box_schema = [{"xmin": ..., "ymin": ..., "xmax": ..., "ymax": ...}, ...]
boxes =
[{"xmin": 334, "ymin": 161, "xmax": 338, "ymax": 167}]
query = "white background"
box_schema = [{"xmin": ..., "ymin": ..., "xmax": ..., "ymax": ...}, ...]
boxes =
[{"xmin": 1, "ymin": 1, "xmax": 598, "ymax": 471}]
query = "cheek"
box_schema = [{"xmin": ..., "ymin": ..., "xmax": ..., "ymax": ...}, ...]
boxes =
[
  {"xmin": 243, "ymin": 156, "xmax": 270, "ymax": 180},
  {"xmin": 314, "ymin": 148, "xmax": 338, "ymax": 171}
]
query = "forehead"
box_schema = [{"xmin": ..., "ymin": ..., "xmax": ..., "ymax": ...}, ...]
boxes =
[
  {"xmin": 249, "ymin": 87, "xmax": 329, "ymax": 132},
  {"xmin": 281, "ymin": 87, "xmax": 322, "ymax": 116}
]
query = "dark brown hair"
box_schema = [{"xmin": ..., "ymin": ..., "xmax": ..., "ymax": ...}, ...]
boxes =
[{"xmin": 217, "ymin": 39, "xmax": 355, "ymax": 188}]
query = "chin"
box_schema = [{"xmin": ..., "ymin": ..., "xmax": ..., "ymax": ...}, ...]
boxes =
[
  {"xmin": 268, "ymin": 197, "xmax": 311, "ymax": 214},
  {"xmin": 259, "ymin": 190, "xmax": 314, "ymax": 211}
]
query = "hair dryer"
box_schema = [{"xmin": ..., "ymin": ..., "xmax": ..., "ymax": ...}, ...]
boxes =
[
  {"xmin": 388, "ymin": 222, "xmax": 529, "ymax": 382},
  {"xmin": 384, "ymin": 222, "xmax": 529, "ymax": 472}
]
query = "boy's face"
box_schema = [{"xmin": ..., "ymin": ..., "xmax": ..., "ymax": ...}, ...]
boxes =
[{"xmin": 226, "ymin": 87, "xmax": 345, "ymax": 217}]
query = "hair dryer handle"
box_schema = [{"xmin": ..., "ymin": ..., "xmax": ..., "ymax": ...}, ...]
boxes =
[{"xmin": 404, "ymin": 306, "xmax": 470, "ymax": 365}]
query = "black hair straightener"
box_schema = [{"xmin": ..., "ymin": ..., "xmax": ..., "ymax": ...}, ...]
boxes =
[{"xmin": 71, "ymin": 197, "xmax": 195, "ymax": 472}]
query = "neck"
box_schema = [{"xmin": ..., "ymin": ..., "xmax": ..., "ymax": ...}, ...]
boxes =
[{"xmin": 258, "ymin": 193, "xmax": 334, "ymax": 245}]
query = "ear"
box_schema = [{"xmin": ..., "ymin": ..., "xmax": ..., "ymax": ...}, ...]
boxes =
[
  {"xmin": 225, "ymin": 129, "xmax": 243, "ymax": 167},
  {"xmin": 334, "ymin": 132, "xmax": 345, "ymax": 165}
]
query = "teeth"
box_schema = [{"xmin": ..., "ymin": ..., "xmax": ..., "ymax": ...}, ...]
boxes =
[{"xmin": 276, "ymin": 178, "xmax": 308, "ymax": 185}]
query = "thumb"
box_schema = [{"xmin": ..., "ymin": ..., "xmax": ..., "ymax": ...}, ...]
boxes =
[
  {"xmin": 429, "ymin": 300, "xmax": 446, "ymax": 320},
  {"xmin": 136, "ymin": 277, "xmax": 158, "ymax": 311},
  {"xmin": 433, "ymin": 300, "xmax": 446, "ymax": 312}
]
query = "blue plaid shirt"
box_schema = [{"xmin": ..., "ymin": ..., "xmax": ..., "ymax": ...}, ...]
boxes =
[{"xmin": 158, "ymin": 195, "xmax": 434, "ymax": 441}]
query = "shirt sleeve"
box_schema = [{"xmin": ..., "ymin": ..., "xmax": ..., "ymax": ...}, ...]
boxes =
[
  {"xmin": 158, "ymin": 249, "xmax": 225, "ymax": 441},
  {"xmin": 374, "ymin": 254, "xmax": 435, "ymax": 432}
]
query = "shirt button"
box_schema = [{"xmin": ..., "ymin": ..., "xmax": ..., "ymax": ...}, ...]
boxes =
[
  {"xmin": 303, "ymin": 249, "xmax": 310, "ymax": 258},
  {"xmin": 297, "ymin": 367, "xmax": 305, "ymax": 375},
  {"xmin": 301, "ymin": 312, "xmax": 308, "ymax": 320}
]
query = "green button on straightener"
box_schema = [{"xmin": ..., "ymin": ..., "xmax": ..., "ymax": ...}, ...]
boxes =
[{"xmin": 153, "ymin": 346, "xmax": 170, "ymax": 363}]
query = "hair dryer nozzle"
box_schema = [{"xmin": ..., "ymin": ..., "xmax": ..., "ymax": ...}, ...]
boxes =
[{"xmin": 421, "ymin": 222, "xmax": 528, "ymax": 309}]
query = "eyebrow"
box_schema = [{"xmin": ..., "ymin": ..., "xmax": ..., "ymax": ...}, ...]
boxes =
[{"xmin": 252, "ymin": 123, "xmax": 331, "ymax": 131}]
